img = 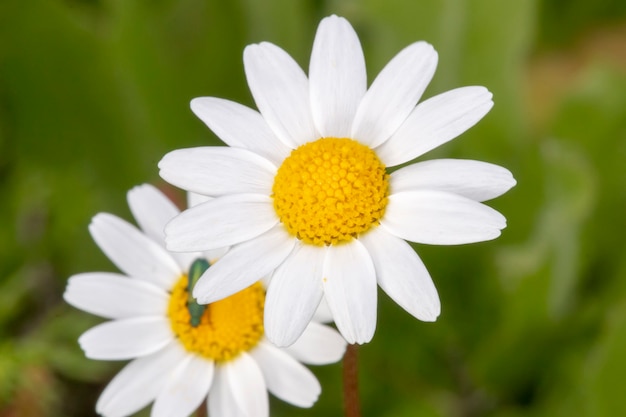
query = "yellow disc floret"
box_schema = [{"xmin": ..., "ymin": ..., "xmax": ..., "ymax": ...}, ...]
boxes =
[
  {"xmin": 168, "ymin": 277, "xmax": 264, "ymax": 362},
  {"xmin": 272, "ymin": 137, "xmax": 389, "ymax": 245}
]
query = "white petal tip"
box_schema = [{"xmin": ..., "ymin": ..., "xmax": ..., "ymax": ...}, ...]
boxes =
[
  {"xmin": 352, "ymin": 337, "xmax": 372, "ymax": 346},
  {"xmin": 243, "ymin": 42, "xmax": 265, "ymax": 56},
  {"xmin": 192, "ymin": 286, "xmax": 224, "ymax": 306},
  {"xmin": 163, "ymin": 238, "xmax": 183, "ymax": 253},
  {"xmin": 189, "ymin": 96, "xmax": 205, "ymax": 108},
  {"xmin": 265, "ymin": 337, "xmax": 291, "ymax": 349},
  {"xmin": 265, "ymin": 310, "xmax": 312, "ymax": 348},
  {"xmin": 486, "ymin": 229, "xmax": 504, "ymax": 241},
  {"xmin": 190, "ymin": 96, "xmax": 219, "ymax": 117},
  {"xmin": 77, "ymin": 339, "xmax": 101, "ymax": 360},
  {"xmin": 489, "ymin": 210, "xmax": 508, "ymax": 232},
  {"xmin": 412, "ymin": 40, "xmax": 437, "ymax": 60},
  {"xmin": 156, "ymin": 152, "xmax": 173, "ymax": 170},
  {"xmin": 191, "ymin": 289, "xmax": 212, "ymax": 305},
  {"xmin": 265, "ymin": 329, "xmax": 300, "ymax": 349},
  {"xmin": 298, "ymin": 394, "xmax": 320, "ymax": 409},
  {"xmin": 402, "ymin": 302, "xmax": 442, "ymax": 323},
  {"xmin": 349, "ymin": 330, "xmax": 375, "ymax": 345},
  {"xmin": 163, "ymin": 239, "xmax": 184, "ymax": 253},
  {"xmin": 321, "ymin": 14, "xmax": 341, "ymax": 22},
  {"xmin": 162, "ymin": 223, "xmax": 196, "ymax": 253},
  {"xmin": 192, "ymin": 295, "xmax": 213, "ymax": 305},
  {"xmin": 88, "ymin": 212, "xmax": 108, "ymax": 229},
  {"xmin": 418, "ymin": 309, "xmax": 441, "ymax": 322}
]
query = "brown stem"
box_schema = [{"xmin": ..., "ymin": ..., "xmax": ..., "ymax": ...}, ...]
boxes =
[{"xmin": 343, "ymin": 343, "xmax": 361, "ymax": 417}]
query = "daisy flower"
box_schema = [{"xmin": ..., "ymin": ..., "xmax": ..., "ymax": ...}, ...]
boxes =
[
  {"xmin": 159, "ymin": 15, "xmax": 516, "ymax": 346},
  {"xmin": 64, "ymin": 184, "xmax": 346, "ymax": 417}
]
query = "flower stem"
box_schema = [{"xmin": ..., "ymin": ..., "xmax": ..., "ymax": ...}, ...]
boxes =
[{"xmin": 343, "ymin": 343, "xmax": 361, "ymax": 417}]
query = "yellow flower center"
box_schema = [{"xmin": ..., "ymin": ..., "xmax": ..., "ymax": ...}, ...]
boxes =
[
  {"xmin": 272, "ymin": 137, "xmax": 389, "ymax": 245},
  {"xmin": 168, "ymin": 277, "xmax": 265, "ymax": 362}
]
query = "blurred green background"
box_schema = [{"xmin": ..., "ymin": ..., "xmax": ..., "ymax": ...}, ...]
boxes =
[{"xmin": 1, "ymin": 0, "xmax": 626, "ymax": 416}]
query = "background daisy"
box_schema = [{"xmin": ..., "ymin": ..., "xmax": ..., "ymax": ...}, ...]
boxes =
[
  {"xmin": 64, "ymin": 184, "xmax": 346, "ymax": 417},
  {"xmin": 158, "ymin": 15, "xmax": 516, "ymax": 346}
]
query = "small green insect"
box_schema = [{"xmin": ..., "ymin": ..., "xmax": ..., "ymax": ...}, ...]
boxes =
[{"xmin": 187, "ymin": 258, "xmax": 210, "ymax": 327}]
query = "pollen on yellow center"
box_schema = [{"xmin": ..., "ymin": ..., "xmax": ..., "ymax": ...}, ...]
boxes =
[
  {"xmin": 272, "ymin": 137, "xmax": 390, "ymax": 246},
  {"xmin": 168, "ymin": 277, "xmax": 264, "ymax": 362}
]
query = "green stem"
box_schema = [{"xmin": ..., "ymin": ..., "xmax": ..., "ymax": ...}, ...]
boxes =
[{"xmin": 343, "ymin": 343, "xmax": 361, "ymax": 417}]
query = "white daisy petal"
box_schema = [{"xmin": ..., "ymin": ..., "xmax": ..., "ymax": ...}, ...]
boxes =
[
  {"xmin": 251, "ymin": 341, "xmax": 320, "ymax": 408},
  {"xmin": 187, "ymin": 192, "xmax": 212, "ymax": 208},
  {"xmin": 390, "ymin": 159, "xmax": 516, "ymax": 202},
  {"xmin": 312, "ymin": 296, "xmax": 333, "ymax": 323},
  {"xmin": 165, "ymin": 194, "xmax": 277, "ymax": 252},
  {"xmin": 322, "ymin": 241, "xmax": 377, "ymax": 344},
  {"xmin": 172, "ymin": 253, "xmax": 202, "ymax": 275},
  {"xmin": 209, "ymin": 353, "xmax": 268, "ymax": 417},
  {"xmin": 244, "ymin": 42, "xmax": 318, "ymax": 148},
  {"xmin": 203, "ymin": 246, "xmax": 230, "ymax": 265},
  {"xmin": 127, "ymin": 184, "xmax": 179, "ymax": 246},
  {"xmin": 376, "ymin": 86, "xmax": 494, "ymax": 166},
  {"xmin": 127, "ymin": 184, "xmax": 199, "ymax": 270},
  {"xmin": 64, "ymin": 273, "xmax": 168, "ymax": 320},
  {"xmin": 360, "ymin": 227, "xmax": 440, "ymax": 321},
  {"xmin": 152, "ymin": 354, "xmax": 214, "ymax": 417},
  {"xmin": 190, "ymin": 97, "xmax": 291, "ymax": 165},
  {"xmin": 382, "ymin": 190, "xmax": 507, "ymax": 245},
  {"xmin": 78, "ymin": 317, "xmax": 173, "ymax": 360},
  {"xmin": 286, "ymin": 321, "xmax": 347, "ymax": 365},
  {"xmin": 264, "ymin": 243, "xmax": 325, "ymax": 347},
  {"xmin": 193, "ymin": 225, "xmax": 295, "ymax": 304},
  {"xmin": 89, "ymin": 213, "xmax": 182, "ymax": 290},
  {"xmin": 96, "ymin": 342, "xmax": 186, "ymax": 417},
  {"xmin": 184, "ymin": 196, "xmax": 229, "ymax": 263},
  {"xmin": 352, "ymin": 41, "xmax": 438, "ymax": 148},
  {"xmin": 309, "ymin": 15, "xmax": 366, "ymax": 137},
  {"xmin": 158, "ymin": 147, "xmax": 276, "ymax": 197}
]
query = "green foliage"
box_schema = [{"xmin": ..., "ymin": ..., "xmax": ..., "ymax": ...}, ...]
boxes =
[{"xmin": 1, "ymin": 0, "xmax": 625, "ymax": 415}]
